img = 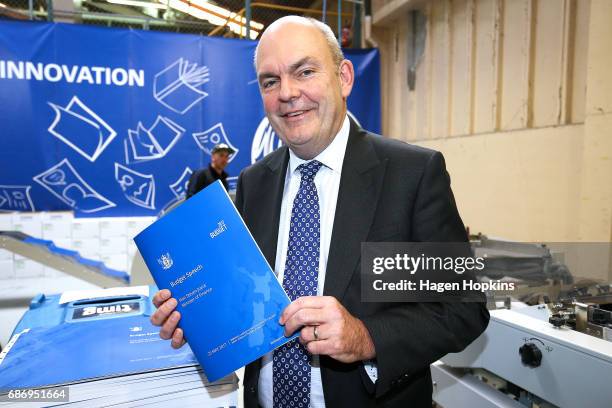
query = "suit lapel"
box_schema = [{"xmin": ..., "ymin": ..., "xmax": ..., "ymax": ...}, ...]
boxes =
[
  {"xmin": 324, "ymin": 121, "xmax": 387, "ymax": 299},
  {"xmin": 258, "ymin": 147, "xmax": 289, "ymax": 270},
  {"xmin": 241, "ymin": 150, "xmax": 288, "ymax": 394}
]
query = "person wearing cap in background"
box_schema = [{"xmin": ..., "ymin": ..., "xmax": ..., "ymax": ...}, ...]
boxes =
[{"xmin": 186, "ymin": 143, "xmax": 235, "ymax": 198}]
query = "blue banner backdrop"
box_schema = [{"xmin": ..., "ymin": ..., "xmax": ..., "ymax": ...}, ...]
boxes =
[{"xmin": 0, "ymin": 21, "xmax": 380, "ymax": 217}]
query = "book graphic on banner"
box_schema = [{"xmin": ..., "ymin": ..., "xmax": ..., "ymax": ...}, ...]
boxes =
[
  {"xmin": 125, "ymin": 116, "xmax": 185, "ymax": 164},
  {"xmin": 0, "ymin": 185, "xmax": 35, "ymax": 211},
  {"xmin": 153, "ymin": 58, "xmax": 210, "ymax": 114},
  {"xmin": 48, "ymin": 96, "xmax": 117, "ymax": 162},
  {"xmin": 33, "ymin": 159, "xmax": 116, "ymax": 213},
  {"xmin": 251, "ymin": 116, "xmax": 282, "ymax": 164},
  {"xmin": 169, "ymin": 167, "xmax": 193, "ymax": 199},
  {"xmin": 160, "ymin": 167, "xmax": 193, "ymax": 212},
  {"xmin": 115, "ymin": 163, "xmax": 156, "ymax": 210},
  {"xmin": 192, "ymin": 123, "xmax": 239, "ymax": 163},
  {"xmin": 134, "ymin": 181, "xmax": 296, "ymax": 382}
]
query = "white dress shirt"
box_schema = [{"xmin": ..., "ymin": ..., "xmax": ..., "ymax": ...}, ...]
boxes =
[{"xmin": 258, "ymin": 115, "xmax": 350, "ymax": 408}]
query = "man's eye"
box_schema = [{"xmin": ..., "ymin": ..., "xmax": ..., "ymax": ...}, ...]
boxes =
[
  {"xmin": 262, "ymin": 80, "xmax": 277, "ymax": 89},
  {"xmin": 301, "ymin": 69, "xmax": 314, "ymax": 77}
]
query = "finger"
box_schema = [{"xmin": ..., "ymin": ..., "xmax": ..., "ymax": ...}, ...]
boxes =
[
  {"xmin": 299, "ymin": 321, "xmax": 334, "ymax": 345},
  {"xmin": 305, "ymin": 339, "xmax": 334, "ymax": 356},
  {"xmin": 297, "ymin": 325, "xmax": 320, "ymax": 345},
  {"xmin": 171, "ymin": 327, "xmax": 186, "ymax": 349},
  {"xmin": 280, "ymin": 296, "xmax": 327, "ymax": 325},
  {"xmin": 284, "ymin": 309, "xmax": 326, "ymax": 336},
  {"xmin": 298, "ymin": 326, "xmax": 312, "ymax": 345},
  {"xmin": 160, "ymin": 310, "xmax": 181, "ymax": 340},
  {"xmin": 150, "ymin": 297, "xmax": 178, "ymax": 326},
  {"xmin": 152, "ymin": 289, "xmax": 171, "ymax": 308}
]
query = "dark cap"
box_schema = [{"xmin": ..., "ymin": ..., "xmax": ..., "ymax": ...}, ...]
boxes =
[{"xmin": 211, "ymin": 143, "xmax": 236, "ymax": 155}]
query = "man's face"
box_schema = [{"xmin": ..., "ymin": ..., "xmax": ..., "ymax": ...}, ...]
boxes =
[
  {"xmin": 256, "ymin": 21, "xmax": 354, "ymax": 159},
  {"xmin": 211, "ymin": 151, "xmax": 230, "ymax": 170}
]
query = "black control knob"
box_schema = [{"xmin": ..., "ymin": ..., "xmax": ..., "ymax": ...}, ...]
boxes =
[
  {"xmin": 519, "ymin": 343, "xmax": 542, "ymax": 367},
  {"xmin": 549, "ymin": 315, "xmax": 565, "ymax": 328}
]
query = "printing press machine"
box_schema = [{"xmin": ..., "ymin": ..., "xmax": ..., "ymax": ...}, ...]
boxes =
[{"xmin": 432, "ymin": 237, "xmax": 612, "ymax": 408}]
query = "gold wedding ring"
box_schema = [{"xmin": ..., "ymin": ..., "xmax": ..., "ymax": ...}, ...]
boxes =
[{"xmin": 313, "ymin": 325, "xmax": 319, "ymax": 341}]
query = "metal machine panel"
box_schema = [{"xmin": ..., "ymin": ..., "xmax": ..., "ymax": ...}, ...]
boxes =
[
  {"xmin": 442, "ymin": 309, "xmax": 612, "ymax": 408},
  {"xmin": 431, "ymin": 362, "xmax": 525, "ymax": 408}
]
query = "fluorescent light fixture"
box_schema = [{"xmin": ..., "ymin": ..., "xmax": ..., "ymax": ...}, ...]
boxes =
[
  {"xmin": 159, "ymin": 0, "xmax": 262, "ymax": 39},
  {"xmin": 107, "ymin": 0, "xmax": 168, "ymax": 9},
  {"xmin": 185, "ymin": 0, "xmax": 264, "ymax": 30}
]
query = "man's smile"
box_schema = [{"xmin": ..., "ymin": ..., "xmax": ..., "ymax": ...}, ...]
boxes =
[{"xmin": 280, "ymin": 108, "xmax": 314, "ymax": 122}]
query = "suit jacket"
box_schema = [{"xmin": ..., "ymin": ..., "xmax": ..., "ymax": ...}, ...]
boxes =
[
  {"xmin": 186, "ymin": 165, "xmax": 229, "ymax": 198},
  {"xmin": 234, "ymin": 120, "xmax": 490, "ymax": 407}
]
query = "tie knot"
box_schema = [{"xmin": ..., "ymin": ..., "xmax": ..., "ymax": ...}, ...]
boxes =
[{"xmin": 297, "ymin": 160, "xmax": 323, "ymax": 182}]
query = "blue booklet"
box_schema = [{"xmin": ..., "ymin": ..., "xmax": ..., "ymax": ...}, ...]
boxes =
[
  {"xmin": 0, "ymin": 314, "xmax": 199, "ymax": 389},
  {"xmin": 134, "ymin": 181, "xmax": 295, "ymax": 382}
]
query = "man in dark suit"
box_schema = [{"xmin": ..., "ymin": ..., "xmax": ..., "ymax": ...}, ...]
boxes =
[
  {"xmin": 152, "ymin": 16, "xmax": 489, "ymax": 407},
  {"xmin": 186, "ymin": 143, "xmax": 234, "ymax": 198}
]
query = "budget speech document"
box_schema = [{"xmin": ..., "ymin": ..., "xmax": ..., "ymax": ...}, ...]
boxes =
[{"xmin": 135, "ymin": 181, "xmax": 296, "ymax": 382}]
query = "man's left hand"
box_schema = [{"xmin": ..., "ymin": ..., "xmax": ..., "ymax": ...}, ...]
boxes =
[{"xmin": 280, "ymin": 296, "xmax": 376, "ymax": 363}]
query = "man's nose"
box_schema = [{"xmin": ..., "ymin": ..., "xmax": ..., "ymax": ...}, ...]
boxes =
[{"xmin": 278, "ymin": 78, "xmax": 300, "ymax": 102}]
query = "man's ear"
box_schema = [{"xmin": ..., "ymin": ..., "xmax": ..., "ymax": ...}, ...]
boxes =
[{"xmin": 339, "ymin": 59, "xmax": 354, "ymax": 98}]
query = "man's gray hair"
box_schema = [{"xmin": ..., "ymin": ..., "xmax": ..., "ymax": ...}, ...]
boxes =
[{"xmin": 253, "ymin": 16, "xmax": 344, "ymax": 70}]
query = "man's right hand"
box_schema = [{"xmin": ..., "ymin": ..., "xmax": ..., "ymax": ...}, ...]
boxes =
[{"xmin": 151, "ymin": 289, "xmax": 186, "ymax": 349}]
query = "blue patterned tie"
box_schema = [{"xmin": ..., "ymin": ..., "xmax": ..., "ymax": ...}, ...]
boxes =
[{"xmin": 273, "ymin": 160, "xmax": 323, "ymax": 408}]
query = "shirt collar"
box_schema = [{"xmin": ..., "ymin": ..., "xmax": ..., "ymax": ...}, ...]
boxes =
[
  {"xmin": 208, "ymin": 164, "xmax": 226, "ymax": 179},
  {"xmin": 288, "ymin": 114, "xmax": 350, "ymax": 175}
]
